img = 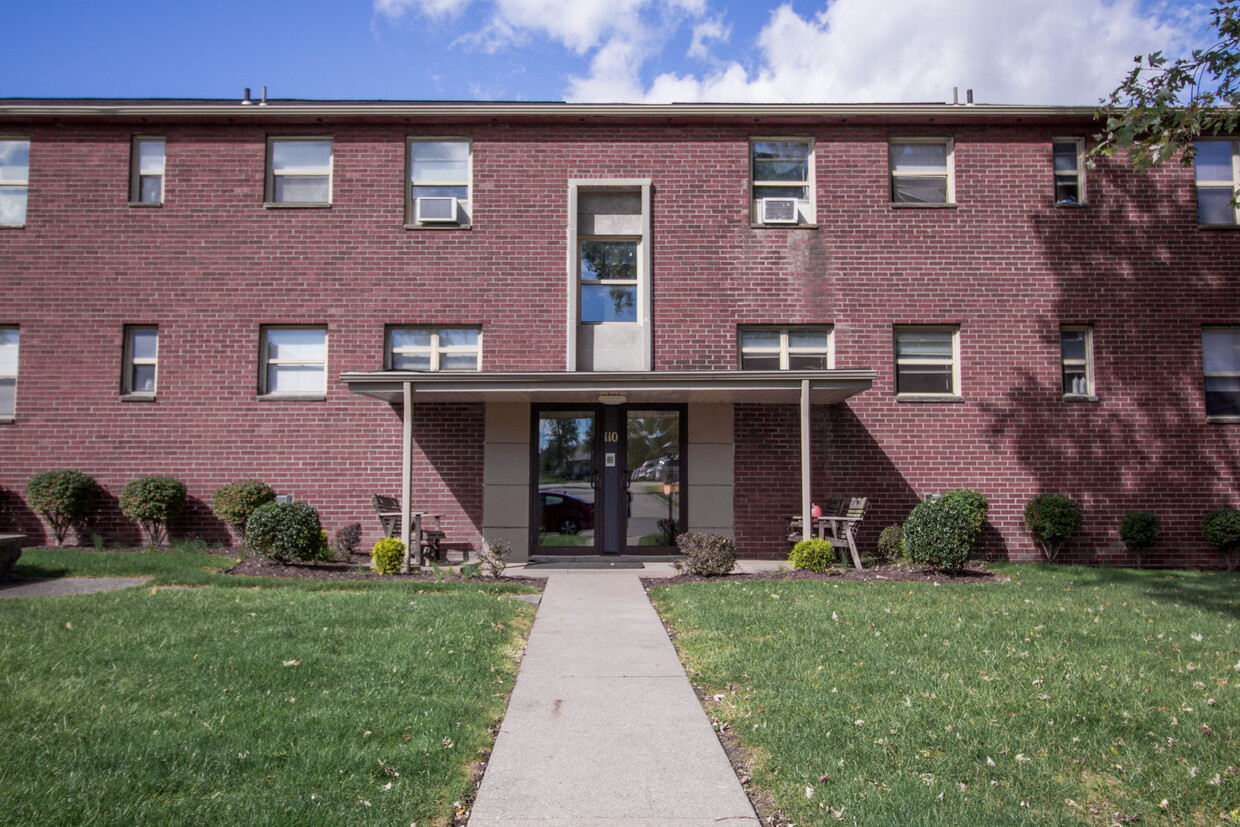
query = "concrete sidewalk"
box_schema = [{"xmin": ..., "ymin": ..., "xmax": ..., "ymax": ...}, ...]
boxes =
[{"xmin": 469, "ymin": 567, "xmax": 759, "ymax": 826}]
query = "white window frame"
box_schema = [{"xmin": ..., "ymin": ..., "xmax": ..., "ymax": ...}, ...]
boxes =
[
  {"xmin": 1194, "ymin": 139, "xmax": 1239, "ymax": 226},
  {"xmin": 259, "ymin": 325, "xmax": 328, "ymax": 397},
  {"xmin": 738, "ymin": 326, "xmax": 833, "ymax": 370},
  {"xmin": 130, "ymin": 136, "xmax": 165, "ymax": 205},
  {"xmin": 894, "ymin": 325, "xmax": 960, "ymax": 397},
  {"xmin": 1060, "ymin": 325, "xmax": 1094, "ymax": 398},
  {"xmin": 122, "ymin": 325, "xmax": 159, "ymax": 397},
  {"xmin": 749, "ymin": 137, "xmax": 814, "ymax": 226},
  {"xmin": 386, "ymin": 326, "xmax": 482, "ymax": 371},
  {"xmin": 0, "ymin": 325, "xmax": 17, "ymax": 419},
  {"xmin": 889, "ymin": 138, "xmax": 955, "ymax": 205},
  {"xmin": 0, "ymin": 137, "xmax": 30, "ymax": 227},
  {"xmin": 406, "ymin": 137, "xmax": 472, "ymax": 227},
  {"xmin": 1203, "ymin": 326, "xmax": 1240, "ymax": 420},
  {"xmin": 1052, "ymin": 138, "xmax": 1085, "ymax": 205},
  {"xmin": 578, "ymin": 237, "xmax": 641, "ymax": 325},
  {"xmin": 265, "ymin": 137, "xmax": 333, "ymax": 206}
]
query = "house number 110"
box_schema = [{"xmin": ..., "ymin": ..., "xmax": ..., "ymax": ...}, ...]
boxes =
[{"xmin": 603, "ymin": 431, "xmax": 619, "ymax": 443}]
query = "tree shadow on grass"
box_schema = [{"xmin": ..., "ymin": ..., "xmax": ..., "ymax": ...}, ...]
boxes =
[{"xmin": 1061, "ymin": 563, "xmax": 1240, "ymax": 621}]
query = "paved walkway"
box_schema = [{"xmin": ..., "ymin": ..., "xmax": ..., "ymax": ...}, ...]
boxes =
[
  {"xmin": 0, "ymin": 576, "xmax": 150, "ymax": 598},
  {"xmin": 469, "ymin": 565, "xmax": 761, "ymax": 826}
]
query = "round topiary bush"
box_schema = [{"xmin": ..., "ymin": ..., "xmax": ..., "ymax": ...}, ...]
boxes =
[
  {"xmin": 371, "ymin": 537, "xmax": 406, "ymax": 575},
  {"xmin": 672, "ymin": 532, "xmax": 736, "ymax": 577},
  {"xmin": 788, "ymin": 537, "xmax": 837, "ymax": 572},
  {"xmin": 939, "ymin": 488, "xmax": 989, "ymax": 540},
  {"xmin": 25, "ymin": 469, "xmax": 96, "ymax": 546},
  {"xmin": 1119, "ymin": 510, "xmax": 1161, "ymax": 568},
  {"xmin": 902, "ymin": 499, "xmax": 974, "ymax": 574},
  {"xmin": 1024, "ymin": 494, "xmax": 1083, "ymax": 562},
  {"xmin": 1202, "ymin": 508, "xmax": 1240, "ymax": 571},
  {"xmin": 245, "ymin": 500, "xmax": 326, "ymax": 562},
  {"xmin": 875, "ymin": 524, "xmax": 903, "ymax": 562},
  {"xmin": 211, "ymin": 479, "xmax": 275, "ymax": 540},
  {"xmin": 119, "ymin": 476, "xmax": 186, "ymax": 549}
]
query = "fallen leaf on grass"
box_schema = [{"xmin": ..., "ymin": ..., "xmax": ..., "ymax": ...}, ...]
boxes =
[{"xmin": 282, "ymin": 660, "xmax": 301, "ymax": 667}]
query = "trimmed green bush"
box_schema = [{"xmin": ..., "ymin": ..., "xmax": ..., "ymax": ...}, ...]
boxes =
[
  {"xmin": 1023, "ymin": 494, "xmax": 1083, "ymax": 562},
  {"xmin": 332, "ymin": 522, "xmax": 362, "ymax": 558},
  {"xmin": 939, "ymin": 488, "xmax": 989, "ymax": 539},
  {"xmin": 902, "ymin": 499, "xmax": 974, "ymax": 574},
  {"xmin": 1119, "ymin": 510, "xmax": 1161, "ymax": 568},
  {"xmin": 245, "ymin": 500, "xmax": 327, "ymax": 562},
  {"xmin": 25, "ymin": 469, "xmax": 96, "ymax": 546},
  {"xmin": 371, "ymin": 537, "xmax": 406, "ymax": 575},
  {"xmin": 672, "ymin": 532, "xmax": 736, "ymax": 577},
  {"xmin": 210, "ymin": 479, "xmax": 275, "ymax": 539},
  {"xmin": 788, "ymin": 537, "xmax": 837, "ymax": 572},
  {"xmin": 875, "ymin": 525, "xmax": 902, "ymax": 562},
  {"xmin": 119, "ymin": 476, "xmax": 186, "ymax": 549},
  {"xmin": 1202, "ymin": 508, "xmax": 1240, "ymax": 571}
]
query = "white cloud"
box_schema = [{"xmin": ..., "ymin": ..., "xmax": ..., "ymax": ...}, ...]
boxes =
[
  {"xmin": 688, "ymin": 16, "xmax": 730, "ymax": 61},
  {"xmin": 375, "ymin": 0, "xmax": 469, "ymax": 20}
]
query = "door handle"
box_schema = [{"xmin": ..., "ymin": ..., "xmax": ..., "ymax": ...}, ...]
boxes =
[{"xmin": 590, "ymin": 471, "xmax": 600, "ymax": 490}]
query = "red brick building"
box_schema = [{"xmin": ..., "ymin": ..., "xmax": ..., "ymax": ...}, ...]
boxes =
[{"xmin": 1, "ymin": 98, "xmax": 1237, "ymax": 565}]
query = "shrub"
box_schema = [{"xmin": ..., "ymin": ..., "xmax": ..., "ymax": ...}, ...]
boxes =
[
  {"xmin": 1119, "ymin": 510, "xmax": 1161, "ymax": 568},
  {"xmin": 211, "ymin": 480, "xmax": 275, "ymax": 539},
  {"xmin": 672, "ymin": 532, "xmax": 736, "ymax": 577},
  {"xmin": 245, "ymin": 500, "xmax": 326, "ymax": 562},
  {"xmin": 657, "ymin": 518, "xmax": 679, "ymax": 545},
  {"xmin": 371, "ymin": 538, "xmax": 406, "ymax": 575},
  {"xmin": 1024, "ymin": 494, "xmax": 1083, "ymax": 563},
  {"xmin": 25, "ymin": 469, "xmax": 96, "ymax": 546},
  {"xmin": 478, "ymin": 538, "xmax": 512, "ymax": 578},
  {"xmin": 1202, "ymin": 508, "xmax": 1240, "ymax": 571},
  {"xmin": 875, "ymin": 525, "xmax": 902, "ymax": 562},
  {"xmin": 902, "ymin": 499, "xmax": 974, "ymax": 574},
  {"xmin": 788, "ymin": 537, "xmax": 837, "ymax": 572},
  {"xmin": 939, "ymin": 488, "xmax": 989, "ymax": 540},
  {"xmin": 119, "ymin": 476, "xmax": 187, "ymax": 549},
  {"xmin": 333, "ymin": 522, "xmax": 362, "ymax": 558}
]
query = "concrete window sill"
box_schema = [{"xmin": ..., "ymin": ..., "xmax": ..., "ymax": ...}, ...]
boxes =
[
  {"xmin": 120, "ymin": 394, "xmax": 157, "ymax": 403},
  {"xmin": 896, "ymin": 394, "xmax": 964, "ymax": 403}
]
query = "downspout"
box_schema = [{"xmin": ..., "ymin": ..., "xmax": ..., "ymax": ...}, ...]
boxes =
[
  {"xmin": 801, "ymin": 379, "xmax": 811, "ymax": 541},
  {"xmin": 401, "ymin": 381, "xmax": 413, "ymax": 572}
]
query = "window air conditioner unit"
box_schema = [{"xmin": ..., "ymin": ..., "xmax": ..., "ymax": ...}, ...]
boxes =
[
  {"xmin": 416, "ymin": 196, "xmax": 459, "ymax": 223},
  {"xmin": 761, "ymin": 197, "xmax": 798, "ymax": 224}
]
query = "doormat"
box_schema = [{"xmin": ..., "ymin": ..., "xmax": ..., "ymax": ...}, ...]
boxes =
[{"xmin": 525, "ymin": 558, "xmax": 645, "ymax": 569}]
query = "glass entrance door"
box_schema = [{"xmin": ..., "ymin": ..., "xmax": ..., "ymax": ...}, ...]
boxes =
[
  {"xmin": 534, "ymin": 409, "xmax": 599, "ymax": 553},
  {"xmin": 623, "ymin": 408, "xmax": 683, "ymax": 552}
]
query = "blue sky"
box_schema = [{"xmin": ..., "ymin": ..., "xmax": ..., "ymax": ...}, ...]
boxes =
[{"xmin": 3, "ymin": 0, "xmax": 1215, "ymax": 104}]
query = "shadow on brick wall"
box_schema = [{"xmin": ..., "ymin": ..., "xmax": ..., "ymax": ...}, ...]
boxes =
[{"xmin": 0, "ymin": 485, "xmax": 41, "ymax": 541}]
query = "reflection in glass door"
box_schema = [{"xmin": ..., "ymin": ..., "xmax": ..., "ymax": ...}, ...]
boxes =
[
  {"xmin": 535, "ymin": 410, "xmax": 598, "ymax": 551},
  {"xmin": 625, "ymin": 408, "xmax": 682, "ymax": 551}
]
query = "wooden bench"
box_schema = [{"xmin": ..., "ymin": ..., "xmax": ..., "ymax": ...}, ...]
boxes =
[
  {"xmin": 787, "ymin": 497, "xmax": 869, "ymax": 569},
  {"xmin": 372, "ymin": 494, "xmax": 447, "ymax": 564}
]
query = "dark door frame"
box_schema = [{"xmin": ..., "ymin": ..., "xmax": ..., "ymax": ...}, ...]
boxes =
[{"xmin": 619, "ymin": 403, "xmax": 687, "ymax": 555}]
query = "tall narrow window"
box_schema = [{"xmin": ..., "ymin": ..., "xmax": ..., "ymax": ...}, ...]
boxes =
[
  {"xmin": 1194, "ymin": 140, "xmax": 1238, "ymax": 225},
  {"xmin": 1052, "ymin": 139, "xmax": 1084, "ymax": 204},
  {"xmin": 750, "ymin": 138, "xmax": 813, "ymax": 225},
  {"xmin": 1203, "ymin": 327, "xmax": 1240, "ymax": 418},
  {"xmin": 408, "ymin": 139, "xmax": 471, "ymax": 226},
  {"xmin": 131, "ymin": 138, "xmax": 165, "ymax": 204},
  {"xmin": 890, "ymin": 139, "xmax": 954, "ymax": 204},
  {"xmin": 260, "ymin": 326, "xmax": 327, "ymax": 396},
  {"xmin": 580, "ymin": 239, "xmax": 638, "ymax": 323},
  {"xmin": 894, "ymin": 326, "xmax": 959, "ymax": 396},
  {"xmin": 266, "ymin": 138, "xmax": 332, "ymax": 205},
  {"xmin": 1060, "ymin": 326, "xmax": 1094, "ymax": 397},
  {"xmin": 739, "ymin": 327, "xmax": 832, "ymax": 369},
  {"xmin": 0, "ymin": 326, "xmax": 17, "ymax": 418},
  {"xmin": 387, "ymin": 327, "xmax": 481, "ymax": 371},
  {"xmin": 0, "ymin": 139, "xmax": 30, "ymax": 226},
  {"xmin": 123, "ymin": 326, "xmax": 159, "ymax": 397}
]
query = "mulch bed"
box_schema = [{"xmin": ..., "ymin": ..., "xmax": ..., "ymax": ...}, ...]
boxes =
[
  {"xmin": 644, "ymin": 560, "xmax": 1004, "ymax": 589},
  {"xmin": 226, "ymin": 553, "xmax": 544, "ymax": 588}
]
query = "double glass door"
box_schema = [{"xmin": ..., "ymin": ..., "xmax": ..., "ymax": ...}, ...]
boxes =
[{"xmin": 533, "ymin": 405, "xmax": 684, "ymax": 554}]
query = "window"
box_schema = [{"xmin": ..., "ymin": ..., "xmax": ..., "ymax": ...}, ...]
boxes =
[
  {"xmin": 266, "ymin": 138, "xmax": 332, "ymax": 205},
  {"xmin": 387, "ymin": 327, "xmax": 481, "ymax": 371},
  {"xmin": 580, "ymin": 239, "xmax": 638, "ymax": 323},
  {"xmin": 894, "ymin": 326, "xmax": 959, "ymax": 396},
  {"xmin": 1203, "ymin": 327, "xmax": 1240, "ymax": 418},
  {"xmin": 122, "ymin": 326, "xmax": 158, "ymax": 397},
  {"xmin": 1194, "ymin": 140, "xmax": 1238, "ymax": 225},
  {"xmin": 0, "ymin": 326, "xmax": 17, "ymax": 418},
  {"xmin": 750, "ymin": 138, "xmax": 813, "ymax": 225},
  {"xmin": 130, "ymin": 138, "xmax": 165, "ymax": 204},
  {"xmin": 1060, "ymin": 326, "xmax": 1094, "ymax": 397},
  {"xmin": 260, "ymin": 326, "xmax": 327, "ymax": 396},
  {"xmin": 407, "ymin": 139, "xmax": 470, "ymax": 226},
  {"xmin": 739, "ymin": 327, "xmax": 832, "ymax": 370},
  {"xmin": 0, "ymin": 139, "xmax": 30, "ymax": 226},
  {"xmin": 1052, "ymin": 139, "xmax": 1085, "ymax": 205},
  {"xmin": 889, "ymin": 139, "xmax": 954, "ymax": 204}
]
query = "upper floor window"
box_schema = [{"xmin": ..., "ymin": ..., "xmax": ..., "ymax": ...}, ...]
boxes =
[
  {"xmin": 266, "ymin": 138, "xmax": 332, "ymax": 206},
  {"xmin": 260, "ymin": 326, "xmax": 327, "ymax": 397},
  {"xmin": 1194, "ymin": 140, "xmax": 1238, "ymax": 225},
  {"xmin": 0, "ymin": 326, "xmax": 17, "ymax": 418},
  {"xmin": 0, "ymin": 139, "xmax": 30, "ymax": 226},
  {"xmin": 889, "ymin": 139, "xmax": 954, "ymax": 205},
  {"xmin": 408, "ymin": 139, "xmax": 471, "ymax": 226},
  {"xmin": 580, "ymin": 240, "xmax": 638, "ymax": 323},
  {"xmin": 387, "ymin": 326, "xmax": 481, "ymax": 371},
  {"xmin": 1060, "ymin": 326, "xmax": 1094, "ymax": 397},
  {"xmin": 130, "ymin": 138, "xmax": 165, "ymax": 205},
  {"xmin": 123, "ymin": 326, "xmax": 158, "ymax": 397},
  {"xmin": 1203, "ymin": 327, "xmax": 1240, "ymax": 419},
  {"xmin": 750, "ymin": 139, "xmax": 813, "ymax": 225},
  {"xmin": 739, "ymin": 327, "xmax": 832, "ymax": 370},
  {"xmin": 1052, "ymin": 139, "xmax": 1085, "ymax": 205},
  {"xmin": 894, "ymin": 326, "xmax": 959, "ymax": 397}
]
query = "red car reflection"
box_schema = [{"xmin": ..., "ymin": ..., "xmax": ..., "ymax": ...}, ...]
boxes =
[{"xmin": 539, "ymin": 491, "xmax": 595, "ymax": 535}]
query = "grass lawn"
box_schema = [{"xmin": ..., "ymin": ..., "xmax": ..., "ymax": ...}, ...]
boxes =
[
  {"xmin": 651, "ymin": 564, "xmax": 1240, "ymax": 826},
  {"xmin": 1, "ymin": 550, "xmax": 537, "ymax": 826}
]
